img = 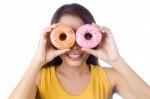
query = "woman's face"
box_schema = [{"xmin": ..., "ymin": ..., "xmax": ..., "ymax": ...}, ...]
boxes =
[{"xmin": 58, "ymin": 14, "xmax": 89, "ymax": 67}]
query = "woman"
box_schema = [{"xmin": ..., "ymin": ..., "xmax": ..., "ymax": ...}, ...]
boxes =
[{"xmin": 9, "ymin": 3, "xmax": 150, "ymax": 99}]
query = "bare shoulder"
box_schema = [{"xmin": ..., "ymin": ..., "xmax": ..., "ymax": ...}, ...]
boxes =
[{"xmin": 103, "ymin": 67, "xmax": 139, "ymax": 99}]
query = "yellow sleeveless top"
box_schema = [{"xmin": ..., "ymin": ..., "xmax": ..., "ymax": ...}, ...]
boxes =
[{"xmin": 36, "ymin": 65, "xmax": 112, "ymax": 99}]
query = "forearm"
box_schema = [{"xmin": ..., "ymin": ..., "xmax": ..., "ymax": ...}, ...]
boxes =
[
  {"xmin": 109, "ymin": 57, "xmax": 150, "ymax": 99},
  {"xmin": 9, "ymin": 61, "xmax": 42, "ymax": 99}
]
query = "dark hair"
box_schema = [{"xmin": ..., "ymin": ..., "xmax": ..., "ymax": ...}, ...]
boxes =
[{"xmin": 44, "ymin": 3, "xmax": 99, "ymax": 67}]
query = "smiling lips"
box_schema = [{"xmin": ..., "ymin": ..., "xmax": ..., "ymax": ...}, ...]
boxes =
[{"xmin": 66, "ymin": 51, "xmax": 83, "ymax": 61}]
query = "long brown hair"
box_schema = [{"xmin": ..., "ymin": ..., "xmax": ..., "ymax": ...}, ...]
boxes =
[{"xmin": 44, "ymin": 3, "xmax": 99, "ymax": 67}]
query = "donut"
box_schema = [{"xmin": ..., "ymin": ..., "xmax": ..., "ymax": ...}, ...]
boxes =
[
  {"xmin": 50, "ymin": 24, "xmax": 75, "ymax": 49},
  {"xmin": 76, "ymin": 24, "xmax": 102, "ymax": 48}
]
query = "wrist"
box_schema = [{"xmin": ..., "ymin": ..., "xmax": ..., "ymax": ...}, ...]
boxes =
[
  {"xmin": 31, "ymin": 56, "xmax": 46, "ymax": 66},
  {"xmin": 108, "ymin": 56, "xmax": 123, "ymax": 66},
  {"xmin": 30, "ymin": 59, "xmax": 45, "ymax": 69}
]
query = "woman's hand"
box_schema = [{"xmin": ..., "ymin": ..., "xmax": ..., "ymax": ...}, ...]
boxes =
[
  {"xmin": 82, "ymin": 24, "xmax": 120, "ymax": 64},
  {"xmin": 32, "ymin": 24, "xmax": 70, "ymax": 67}
]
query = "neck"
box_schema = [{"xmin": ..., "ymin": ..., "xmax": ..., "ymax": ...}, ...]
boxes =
[{"xmin": 56, "ymin": 62, "xmax": 90, "ymax": 78}]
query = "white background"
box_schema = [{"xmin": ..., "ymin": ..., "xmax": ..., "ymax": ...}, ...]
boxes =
[{"xmin": 0, "ymin": 0, "xmax": 150, "ymax": 99}]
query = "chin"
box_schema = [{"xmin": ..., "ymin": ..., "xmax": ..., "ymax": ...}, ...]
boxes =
[{"xmin": 64, "ymin": 61, "xmax": 84, "ymax": 67}]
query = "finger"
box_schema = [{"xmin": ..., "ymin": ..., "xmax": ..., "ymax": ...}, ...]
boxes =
[
  {"xmin": 41, "ymin": 24, "xmax": 59, "ymax": 39},
  {"xmin": 81, "ymin": 48, "xmax": 98, "ymax": 57},
  {"xmin": 99, "ymin": 27, "xmax": 114, "ymax": 40},
  {"xmin": 46, "ymin": 23, "xmax": 58, "ymax": 29},
  {"xmin": 54, "ymin": 49, "xmax": 70, "ymax": 57},
  {"xmin": 100, "ymin": 26, "xmax": 111, "ymax": 34},
  {"xmin": 41, "ymin": 24, "xmax": 60, "ymax": 48},
  {"xmin": 92, "ymin": 22, "xmax": 96, "ymax": 25},
  {"xmin": 82, "ymin": 48, "xmax": 107, "ymax": 60},
  {"xmin": 99, "ymin": 27, "xmax": 106, "ymax": 33},
  {"xmin": 92, "ymin": 22, "xmax": 101, "ymax": 28}
]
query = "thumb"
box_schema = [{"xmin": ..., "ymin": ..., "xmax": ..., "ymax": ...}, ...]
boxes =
[
  {"xmin": 82, "ymin": 48, "xmax": 106, "ymax": 60},
  {"xmin": 81, "ymin": 48, "xmax": 98, "ymax": 57}
]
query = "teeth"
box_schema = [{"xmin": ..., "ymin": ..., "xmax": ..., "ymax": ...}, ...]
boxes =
[{"xmin": 68, "ymin": 54, "xmax": 81, "ymax": 58}]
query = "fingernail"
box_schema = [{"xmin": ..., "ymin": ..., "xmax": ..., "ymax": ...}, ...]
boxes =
[
  {"xmin": 81, "ymin": 48, "xmax": 86, "ymax": 50},
  {"xmin": 66, "ymin": 49, "xmax": 70, "ymax": 51}
]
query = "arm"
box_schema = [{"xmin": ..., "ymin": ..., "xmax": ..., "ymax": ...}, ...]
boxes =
[
  {"xmin": 9, "ymin": 24, "xmax": 70, "ymax": 99},
  {"xmin": 105, "ymin": 68, "xmax": 137, "ymax": 99},
  {"xmin": 110, "ymin": 57, "xmax": 150, "ymax": 99},
  {"xmin": 8, "ymin": 61, "xmax": 42, "ymax": 99},
  {"xmin": 82, "ymin": 24, "xmax": 150, "ymax": 98}
]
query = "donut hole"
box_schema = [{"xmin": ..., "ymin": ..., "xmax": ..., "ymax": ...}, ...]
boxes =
[
  {"xmin": 84, "ymin": 33, "xmax": 92, "ymax": 40},
  {"xmin": 59, "ymin": 33, "xmax": 67, "ymax": 41}
]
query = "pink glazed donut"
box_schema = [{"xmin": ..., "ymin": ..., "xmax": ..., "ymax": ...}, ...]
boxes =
[{"xmin": 76, "ymin": 24, "xmax": 102, "ymax": 48}]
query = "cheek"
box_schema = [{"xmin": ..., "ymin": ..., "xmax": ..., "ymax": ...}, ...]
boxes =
[
  {"xmin": 59, "ymin": 54, "xmax": 66, "ymax": 60},
  {"xmin": 83, "ymin": 53, "xmax": 90, "ymax": 60}
]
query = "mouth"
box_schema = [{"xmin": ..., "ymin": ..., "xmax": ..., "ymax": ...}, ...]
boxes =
[{"xmin": 66, "ymin": 51, "xmax": 83, "ymax": 61}]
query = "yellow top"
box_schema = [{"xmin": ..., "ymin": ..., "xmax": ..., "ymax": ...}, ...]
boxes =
[{"xmin": 36, "ymin": 65, "xmax": 112, "ymax": 99}]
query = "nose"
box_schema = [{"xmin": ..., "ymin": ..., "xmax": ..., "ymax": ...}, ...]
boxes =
[{"xmin": 70, "ymin": 42, "xmax": 81, "ymax": 50}]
